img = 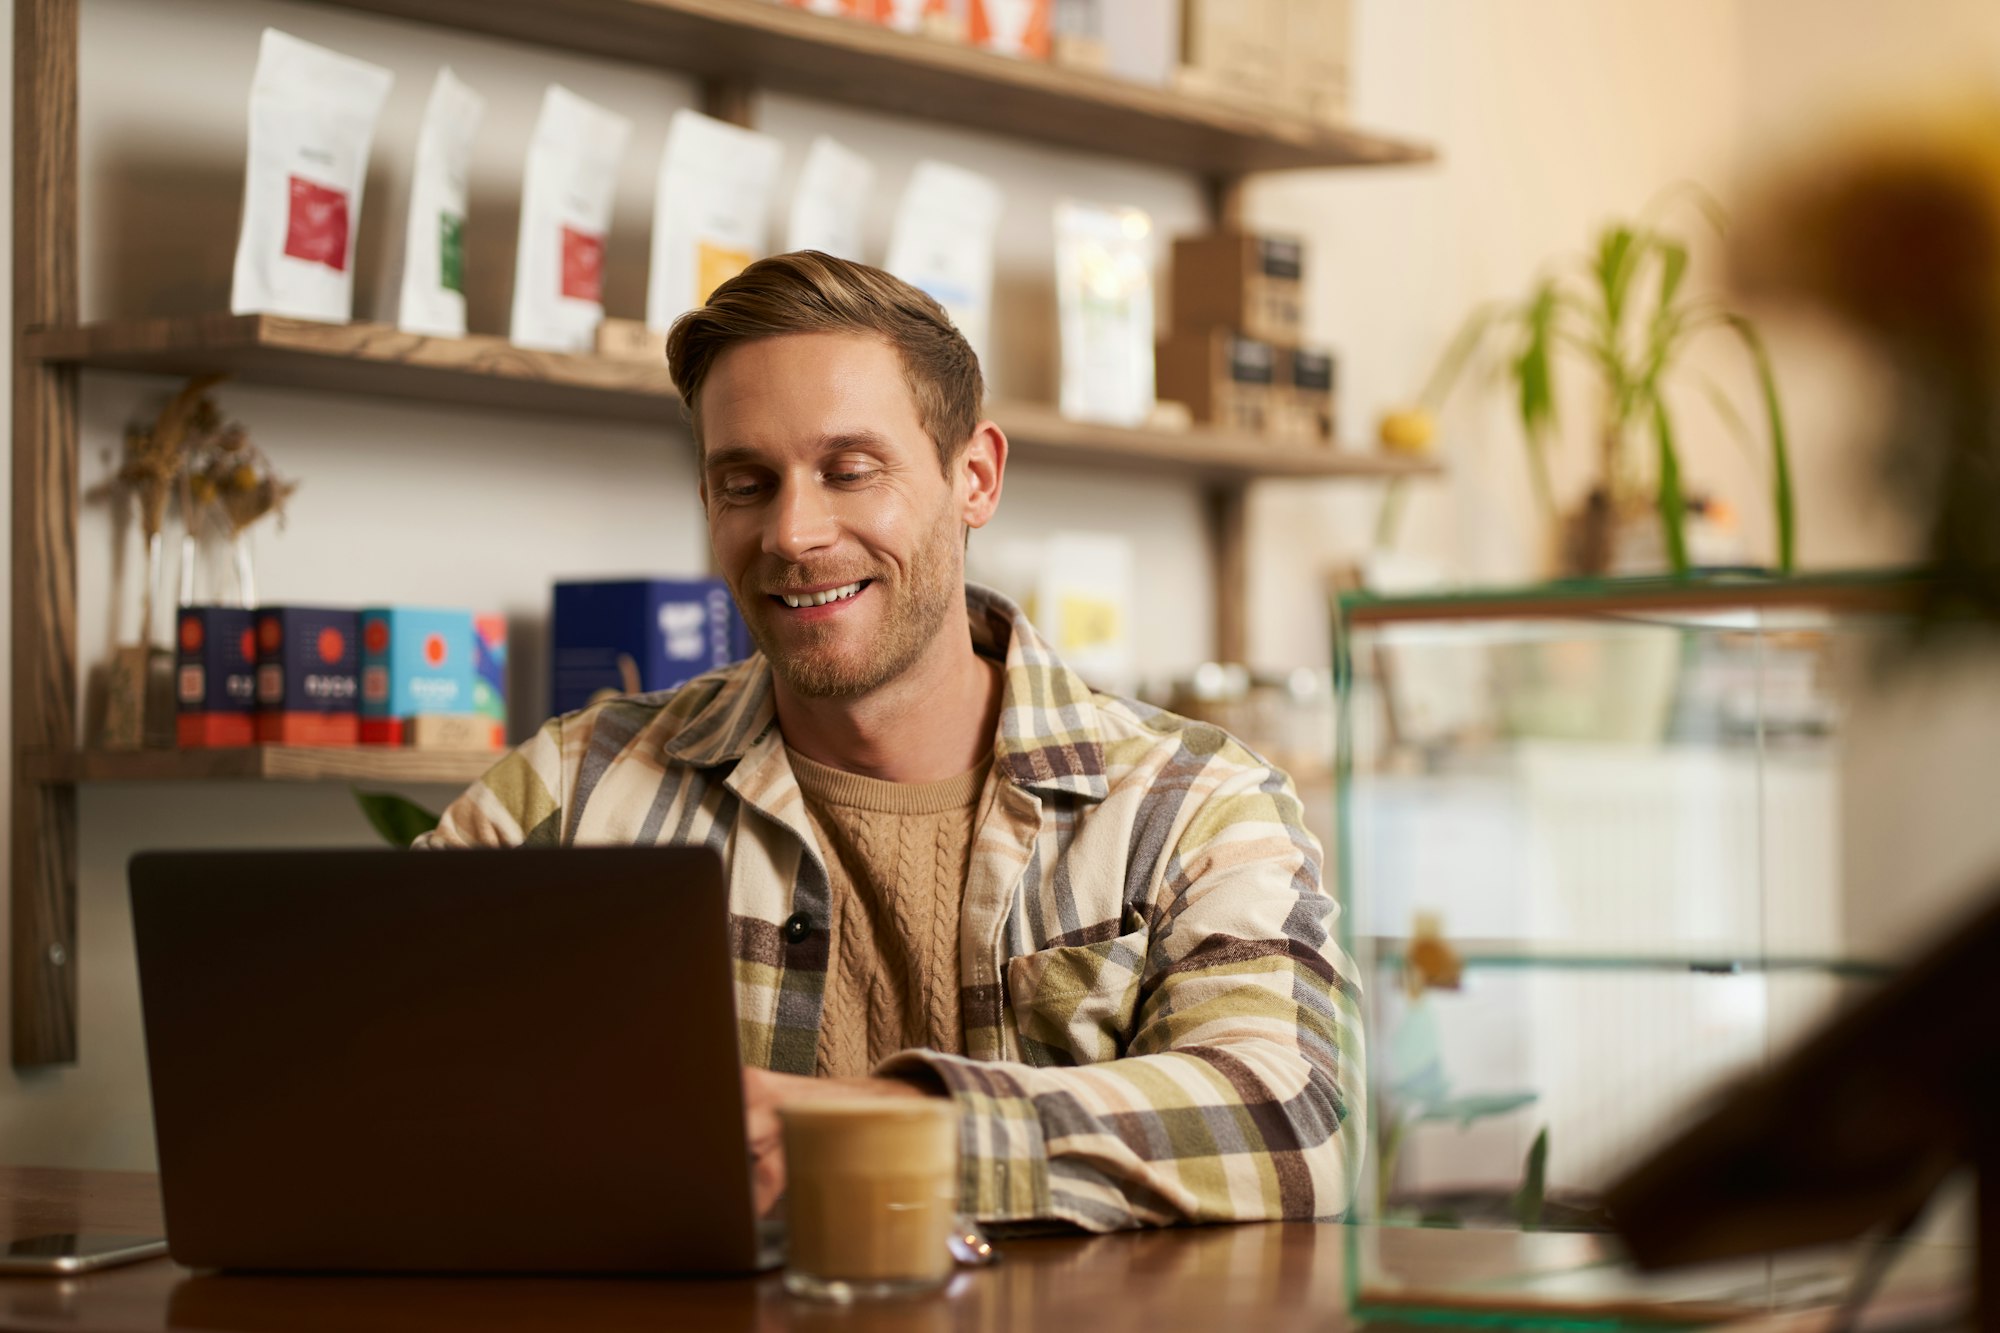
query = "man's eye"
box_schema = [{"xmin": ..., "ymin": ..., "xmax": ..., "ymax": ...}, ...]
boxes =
[
  {"xmin": 718, "ymin": 479, "xmax": 765, "ymax": 500},
  {"xmin": 826, "ymin": 468, "xmax": 875, "ymax": 484}
]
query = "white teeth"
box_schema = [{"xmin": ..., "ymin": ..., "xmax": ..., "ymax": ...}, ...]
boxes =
[{"xmin": 781, "ymin": 581, "xmax": 864, "ymax": 609}]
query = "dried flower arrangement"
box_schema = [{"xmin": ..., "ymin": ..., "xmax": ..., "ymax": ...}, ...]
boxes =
[
  {"xmin": 98, "ymin": 376, "xmax": 298, "ymax": 747},
  {"xmin": 184, "ymin": 420, "xmax": 299, "ymax": 608}
]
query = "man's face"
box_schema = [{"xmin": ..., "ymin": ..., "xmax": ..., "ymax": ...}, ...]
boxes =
[{"xmin": 698, "ymin": 332, "xmax": 972, "ymax": 700}]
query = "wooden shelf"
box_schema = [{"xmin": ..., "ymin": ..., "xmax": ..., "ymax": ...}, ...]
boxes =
[
  {"xmin": 23, "ymin": 746, "xmax": 496, "ymax": 786},
  {"xmin": 27, "ymin": 315, "xmax": 679, "ymax": 424},
  {"xmin": 26, "ymin": 315, "xmax": 1443, "ymax": 484},
  {"xmin": 310, "ymin": 0, "xmax": 1434, "ymax": 175}
]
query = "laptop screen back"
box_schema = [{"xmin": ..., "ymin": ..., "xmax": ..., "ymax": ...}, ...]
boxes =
[{"xmin": 130, "ymin": 845, "xmax": 757, "ymax": 1273}]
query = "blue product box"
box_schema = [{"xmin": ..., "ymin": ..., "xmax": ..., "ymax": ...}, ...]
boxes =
[
  {"xmin": 360, "ymin": 606, "xmax": 478, "ymax": 744},
  {"xmin": 551, "ymin": 578, "xmax": 748, "ymax": 715},
  {"xmin": 176, "ymin": 606, "xmax": 257, "ymax": 748},
  {"xmin": 254, "ymin": 606, "xmax": 360, "ymax": 746}
]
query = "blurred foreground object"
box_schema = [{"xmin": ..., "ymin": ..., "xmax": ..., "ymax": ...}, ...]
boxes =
[
  {"xmin": 1608, "ymin": 878, "xmax": 1999, "ymax": 1326},
  {"xmin": 1737, "ymin": 97, "xmax": 2000, "ymax": 635}
]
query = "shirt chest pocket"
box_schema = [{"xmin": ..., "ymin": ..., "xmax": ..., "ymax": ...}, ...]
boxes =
[{"xmin": 1003, "ymin": 912, "xmax": 1150, "ymax": 1067}]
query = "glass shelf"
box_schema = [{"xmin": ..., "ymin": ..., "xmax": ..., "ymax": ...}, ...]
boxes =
[{"xmin": 1333, "ymin": 573, "xmax": 1935, "ymax": 1327}]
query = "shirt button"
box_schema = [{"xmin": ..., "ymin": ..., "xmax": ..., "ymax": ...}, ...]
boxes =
[{"xmin": 783, "ymin": 912, "xmax": 812, "ymax": 944}]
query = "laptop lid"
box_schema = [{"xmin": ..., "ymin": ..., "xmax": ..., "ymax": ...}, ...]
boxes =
[{"xmin": 130, "ymin": 845, "xmax": 760, "ymax": 1274}]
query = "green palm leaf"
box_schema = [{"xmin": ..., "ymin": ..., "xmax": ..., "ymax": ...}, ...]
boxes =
[
  {"xmin": 1651, "ymin": 391, "xmax": 1691, "ymax": 576},
  {"xmin": 1723, "ymin": 314, "xmax": 1797, "ymax": 573}
]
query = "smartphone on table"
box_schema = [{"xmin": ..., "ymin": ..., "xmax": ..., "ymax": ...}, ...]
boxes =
[{"xmin": 0, "ymin": 1234, "xmax": 168, "ymax": 1274}]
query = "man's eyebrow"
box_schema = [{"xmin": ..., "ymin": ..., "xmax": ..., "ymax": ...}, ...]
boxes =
[
  {"xmin": 701, "ymin": 433, "xmax": 894, "ymax": 474},
  {"xmin": 701, "ymin": 444, "xmax": 763, "ymax": 474}
]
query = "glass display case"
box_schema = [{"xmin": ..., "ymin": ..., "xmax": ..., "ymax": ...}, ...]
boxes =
[{"xmin": 1331, "ymin": 573, "xmax": 1963, "ymax": 1325}]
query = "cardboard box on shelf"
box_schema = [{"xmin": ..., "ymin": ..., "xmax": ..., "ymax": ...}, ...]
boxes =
[
  {"xmin": 1281, "ymin": 0, "xmax": 1351, "ymax": 124},
  {"xmin": 1274, "ymin": 345, "xmax": 1338, "ymax": 446},
  {"xmin": 594, "ymin": 318, "xmax": 667, "ymax": 364},
  {"xmin": 1170, "ymin": 230, "xmax": 1305, "ymax": 346},
  {"xmin": 1178, "ymin": 0, "xmax": 1284, "ymax": 105},
  {"xmin": 359, "ymin": 606, "xmax": 478, "ymax": 745},
  {"xmin": 405, "ymin": 713, "xmax": 500, "ymax": 751},
  {"xmin": 176, "ymin": 606, "xmax": 257, "ymax": 748},
  {"xmin": 1155, "ymin": 328, "xmax": 1277, "ymax": 436},
  {"xmin": 1051, "ymin": 0, "xmax": 1104, "ymax": 70},
  {"xmin": 254, "ymin": 606, "xmax": 360, "ymax": 746},
  {"xmin": 551, "ymin": 578, "xmax": 749, "ymax": 716}
]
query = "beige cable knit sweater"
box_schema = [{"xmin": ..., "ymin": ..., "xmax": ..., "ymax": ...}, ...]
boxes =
[{"xmin": 787, "ymin": 747, "xmax": 992, "ymax": 1078}]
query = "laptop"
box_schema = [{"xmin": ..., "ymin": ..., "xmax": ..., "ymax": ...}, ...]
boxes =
[{"xmin": 130, "ymin": 845, "xmax": 775, "ymax": 1274}]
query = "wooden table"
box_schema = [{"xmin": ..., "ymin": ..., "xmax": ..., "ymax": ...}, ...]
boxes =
[
  {"xmin": 3, "ymin": 1166, "xmax": 1382, "ymax": 1332},
  {"xmin": 11, "ymin": 1168, "xmax": 1967, "ymax": 1332}
]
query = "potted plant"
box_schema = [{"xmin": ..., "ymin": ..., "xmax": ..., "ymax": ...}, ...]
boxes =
[{"xmin": 1379, "ymin": 190, "xmax": 1796, "ymax": 578}]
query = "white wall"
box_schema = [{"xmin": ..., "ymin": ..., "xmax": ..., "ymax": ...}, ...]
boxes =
[{"xmin": 1242, "ymin": 0, "xmax": 1753, "ymax": 670}]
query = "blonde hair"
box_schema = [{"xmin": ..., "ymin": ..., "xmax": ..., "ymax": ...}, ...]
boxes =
[{"xmin": 665, "ymin": 251, "xmax": 983, "ymax": 471}]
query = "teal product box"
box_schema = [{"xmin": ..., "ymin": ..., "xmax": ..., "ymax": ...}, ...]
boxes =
[
  {"xmin": 473, "ymin": 612, "xmax": 508, "ymax": 750},
  {"xmin": 551, "ymin": 578, "xmax": 748, "ymax": 715},
  {"xmin": 359, "ymin": 606, "xmax": 477, "ymax": 745}
]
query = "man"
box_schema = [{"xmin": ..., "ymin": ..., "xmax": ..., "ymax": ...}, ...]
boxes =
[{"xmin": 421, "ymin": 251, "xmax": 1364, "ymax": 1232}]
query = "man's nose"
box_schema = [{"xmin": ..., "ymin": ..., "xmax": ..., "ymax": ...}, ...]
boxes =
[{"xmin": 764, "ymin": 477, "xmax": 838, "ymax": 562}]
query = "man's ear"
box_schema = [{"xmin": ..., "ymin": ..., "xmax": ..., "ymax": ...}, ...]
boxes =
[{"xmin": 957, "ymin": 421, "xmax": 1007, "ymax": 530}]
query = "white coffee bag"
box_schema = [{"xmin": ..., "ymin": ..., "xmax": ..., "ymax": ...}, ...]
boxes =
[
  {"xmin": 645, "ymin": 110, "xmax": 784, "ymax": 332},
  {"xmin": 1055, "ymin": 199, "xmax": 1156, "ymax": 426},
  {"xmin": 396, "ymin": 67, "xmax": 485, "ymax": 338},
  {"xmin": 786, "ymin": 136, "xmax": 875, "ymax": 261},
  {"xmin": 229, "ymin": 29, "xmax": 393, "ymax": 322},
  {"xmin": 510, "ymin": 85, "xmax": 632, "ymax": 352},
  {"xmin": 885, "ymin": 160, "xmax": 1002, "ymax": 373}
]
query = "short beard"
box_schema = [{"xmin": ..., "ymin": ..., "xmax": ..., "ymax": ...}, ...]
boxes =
[{"xmin": 750, "ymin": 505, "xmax": 964, "ymax": 701}]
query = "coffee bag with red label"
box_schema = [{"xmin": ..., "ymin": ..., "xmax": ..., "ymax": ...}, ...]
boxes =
[
  {"xmin": 509, "ymin": 85, "xmax": 631, "ymax": 352},
  {"xmin": 229, "ymin": 29, "xmax": 393, "ymax": 322}
]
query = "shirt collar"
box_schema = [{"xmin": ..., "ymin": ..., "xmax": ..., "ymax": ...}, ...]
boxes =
[{"xmin": 660, "ymin": 582, "xmax": 1109, "ymax": 802}]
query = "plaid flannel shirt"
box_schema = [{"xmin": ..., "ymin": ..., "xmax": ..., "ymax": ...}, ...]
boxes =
[{"xmin": 418, "ymin": 585, "xmax": 1364, "ymax": 1231}]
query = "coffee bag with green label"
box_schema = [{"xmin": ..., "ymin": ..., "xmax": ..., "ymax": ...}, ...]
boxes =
[{"xmin": 397, "ymin": 67, "xmax": 485, "ymax": 338}]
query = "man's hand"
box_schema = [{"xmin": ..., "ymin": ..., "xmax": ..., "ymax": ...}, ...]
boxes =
[{"xmin": 741, "ymin": 1067, "xmax": 940, "ymax": 1218}]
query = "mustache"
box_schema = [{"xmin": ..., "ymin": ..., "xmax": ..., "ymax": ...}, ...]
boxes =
[{"xmin": 756, "ymin": 568, "xmax": 881, "ymax": 594}]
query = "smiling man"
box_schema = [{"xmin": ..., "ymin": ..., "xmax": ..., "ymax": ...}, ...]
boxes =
[{"xmin": 421, "ymin": 251, "xmax": 1364, "ymax": 1231}]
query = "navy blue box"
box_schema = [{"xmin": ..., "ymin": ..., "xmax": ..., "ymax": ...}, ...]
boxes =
[
  {"xmin": 176, "ymin": 606, "xmax": 257, "ymax": 747},
  {"xmin": 254, "ymin": 606, "xmax": 360, "ymax": 745},
  {"xmin": 551, "ymin": 578, "xmax": 749, "ymax": 715}
]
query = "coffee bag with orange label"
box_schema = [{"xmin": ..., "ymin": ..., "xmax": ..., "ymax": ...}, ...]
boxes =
[{"xmin": 645, "ymin": 109, "xmax": 783, "ymax": 333}]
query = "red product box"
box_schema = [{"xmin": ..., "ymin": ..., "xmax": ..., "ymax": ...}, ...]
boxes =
[{"xmin": 254, "ymin": 606, "xmax": 360, "ymax": 746}]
